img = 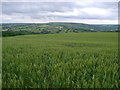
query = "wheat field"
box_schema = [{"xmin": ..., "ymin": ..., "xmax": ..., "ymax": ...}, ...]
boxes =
[{"xmin": 2, "ymin": 32, "xmax": 119, "ymax": 88}]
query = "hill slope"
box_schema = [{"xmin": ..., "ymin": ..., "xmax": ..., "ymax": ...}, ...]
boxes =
[{"xmin": 1, "ymin": 22, "xmax": 118, "ymax": 36}]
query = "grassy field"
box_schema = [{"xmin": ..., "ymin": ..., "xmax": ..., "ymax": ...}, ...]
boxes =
[{"xmin": 2, "ymin": 32, "xmax": 119, "ymax": 88}]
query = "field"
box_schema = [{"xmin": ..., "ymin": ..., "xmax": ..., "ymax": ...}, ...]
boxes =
[{"xmin": 2, "ymin": 32, "xmax": 119, "ymax": 88}]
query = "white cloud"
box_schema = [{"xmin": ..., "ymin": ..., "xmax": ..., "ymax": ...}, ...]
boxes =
[{"xmin": 79, "ymin": 7, "xmax": 117, "ymax": 19}]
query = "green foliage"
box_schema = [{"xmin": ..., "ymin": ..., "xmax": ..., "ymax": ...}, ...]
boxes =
[
  {"xmin": 2, "ymin": 31, "xmax": 17, "ymax": 37},
  {"xmin": 2, "ymin": 32, "xmax": 119, "ymax": 88},
  {"xmin": 2, "ymin": 31, "xmax": 40, "ymax": 37},
  {"xmin": 40, "ymin": 30, "xmax": 51, "ymax": 34},
  {"xmin": 56, "ymin": 30, "xmax": 62, "ymax": 33}
]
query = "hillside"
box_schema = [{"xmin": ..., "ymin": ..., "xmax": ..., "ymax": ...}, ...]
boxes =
[{"xmin": 1, "ymin": 22, "xmax": 118, "ymax": 36}]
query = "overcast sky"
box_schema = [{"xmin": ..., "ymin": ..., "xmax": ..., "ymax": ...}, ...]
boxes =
[{"xmin": 1, "ymin": 0, "xmax": 119, "ymax": 24}]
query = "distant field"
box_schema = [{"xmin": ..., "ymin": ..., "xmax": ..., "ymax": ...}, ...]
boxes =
[{"xmin": 2, "ymin": 32, "xmax": 119, "ymax": 88}]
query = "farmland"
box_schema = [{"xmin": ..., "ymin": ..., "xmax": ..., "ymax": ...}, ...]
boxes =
[
  {"xmin": 2, "ymin": 32, "xmax": 119, "ymax": 88},
  {"xmin": 1, "ymin": 23, "xmax": 118, "ymax": 37}
]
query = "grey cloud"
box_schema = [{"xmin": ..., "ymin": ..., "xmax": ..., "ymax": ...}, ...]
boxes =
[
  {"xmin": 2, "ymin": 2, "xmax": 74, "ymax": 14},
  {"xmin": 1, "ymin": 1, "xmax": 118, "ymax": 23}
]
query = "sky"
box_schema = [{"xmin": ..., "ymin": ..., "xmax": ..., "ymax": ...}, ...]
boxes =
[{"xmin": 0, "ymin": 0, "xmax": 119, "ymax": 24}]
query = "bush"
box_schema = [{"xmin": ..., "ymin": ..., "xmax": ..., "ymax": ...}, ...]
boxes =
[{"xmin": 2, "ymin": 31, "xmax": 17, "ymax": 37}]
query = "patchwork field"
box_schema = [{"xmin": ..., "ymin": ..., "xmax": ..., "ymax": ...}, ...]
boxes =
[{"xmin": 2, "ymin": 32, "xmax": 119, "ymax": 88}]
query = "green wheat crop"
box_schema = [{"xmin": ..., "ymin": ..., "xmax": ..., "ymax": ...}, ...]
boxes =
[{"xmin": 2, "ymin": 32, "xmax": 119, "ymax": 88}]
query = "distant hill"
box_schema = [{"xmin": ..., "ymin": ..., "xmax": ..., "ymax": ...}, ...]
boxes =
[
  {"xmin": 1, "ymin": 22, "xmax": 118, "ymax": 36},
  {"xmin": 46, "ymin": 22, "xmax": 118, "ymax": 32}
]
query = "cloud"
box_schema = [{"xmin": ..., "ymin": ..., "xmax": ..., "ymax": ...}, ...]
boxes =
[
  {"xmin": 1, "ymin": 0, "xmax": 118, "ymax": 24},
  {"xmin": 1, "ymin": 0, "xmax": 119, "ymax": 2}
]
